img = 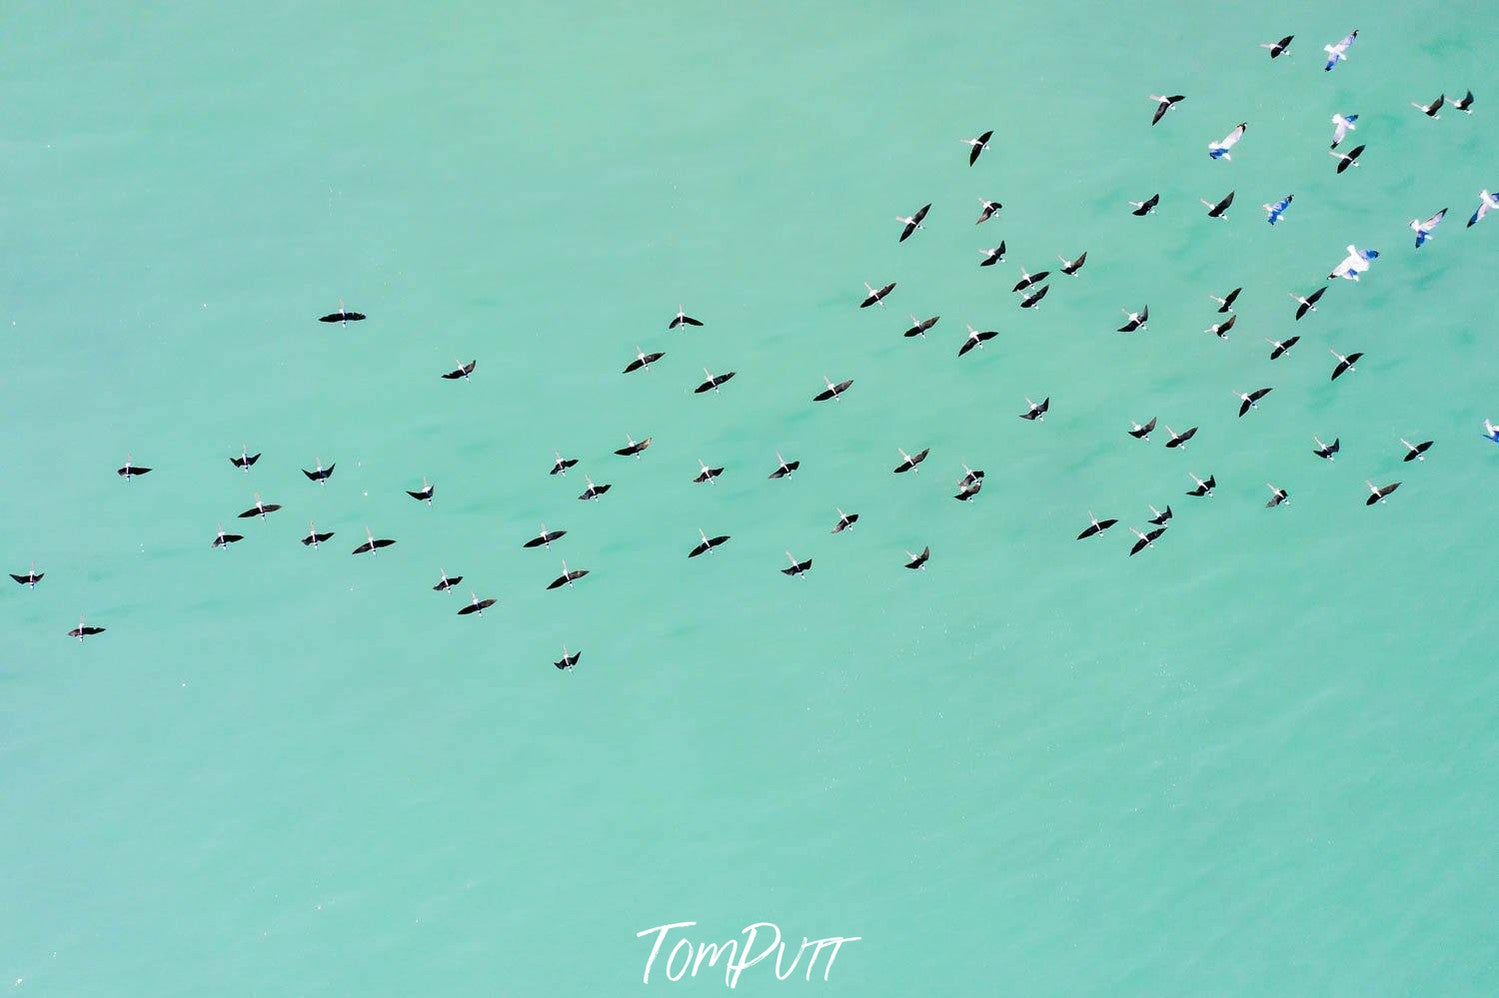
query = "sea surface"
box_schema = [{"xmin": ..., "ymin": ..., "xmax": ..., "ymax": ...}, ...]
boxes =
[{"xmin": 3, "ymin": 2, "xmax": 1497, "ymax": 994}]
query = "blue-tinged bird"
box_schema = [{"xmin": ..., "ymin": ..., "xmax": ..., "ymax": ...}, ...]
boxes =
[
  {"xmin": 1468, "ymin": 190, "xmax": 1499, "ymax": 227},
  {"xmin": 1208, "ymin": 123, "xmax": 1246, "ymax": 160},
  {"xmin": 1411, "ymin": 208, "xmax": 1447, "ymax": 248},
  {"xmin": 1324, "ymin": 29, "xmax": 1357, "ymax": 71},
  {"xmin": 1330, "ymin": 113, "xmax": 1358, "ymax": 148},
  {"xmin": 1263, "ymin": 194, "xmax": 1293, "ymax": 225},
  {"xmin": 1329, "ymin": 245, "xmax": 1379, "ymax": 282}
]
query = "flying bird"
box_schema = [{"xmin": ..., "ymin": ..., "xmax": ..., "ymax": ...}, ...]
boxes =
[
  {"xmin": 860, "ymin": 281, "xmax": 896, "ymax": 308},
  {"xmin": 904, "ymin": 547, "xmax": 930, "ymax": 570},
  {"xmin": 1208, "ymin": 123, "xmax": 1246, "ymax": 160},
  {"xmin": 1148, "ymin": 505, "xmax": 1173, "ymax": 526},
  {"xmin": 1330, "ymin": 144, "xmax": 1365, "ymax": 173},
  {"xmin": 1330, "ymin": 348, "xmax": 1363, "ymax": 380},
  {"xmin": 318, "ymin": 302, "xmax": 365, "ymax": 324},
  {"xmin": 1149, "ymin": 94, "xmax": 1186, "ymax": 125},
  {"xmin": 554, "ymin": 646, "xmax": 581, "ymax": 671},
  {"xmin": 1412, "ymin": 94, "xmax": 1445, "ymax": 118},
  {"xmin": 831, "ymin": 508, "xmax": 860, "ymax": 533},
  {"xmin": 237, "ymin": 493, "xmax": 281, "ymax": 519},
  {"xmin": 433, "ymin": 571, "xmax": 462, "ymax": 592},
  {"xmin": 229, "ymin": 447, "xmax": 260, "ymax": 471},
  {"xmin": 782, "ymin": 551, "xmax": 813, "ymax": 577},
  {"xmin": 352, "ymin": 528, "xmax": 395, "ymax": 555},
  {"xmin": 813, "ymin": 376, "xmax": 854, "ymax": 402},
  {"xmin": 965, "ymin": 130, "xmax": 993, "ymax": 165},
  {"xmin": 1077, "ymin": 512, "xmax": 1119, "ymax": 540},
  {"xmin": 893, "ymin": 447, "xmax": 930, "ymax": 473},
  {"xmin": 458, "ymin": 593, "xmax": 497, "ymax": 616},
  {"xmin": 1452, "ymin": 90, "xmax": 1475, "ymax": 113},
  {"xmin": 976, "ymin": 199, "xmax": 1002, "ymax": 224},
  {"xmin": 1468, "ymin": 190, "xmax": 1499, "ymax": 227},
  {"xmin": 1206, "ymin": 314, "xmax": 1236, "ymax": 339},
  {"xmin": 1291, "ymin": 287, "xmax": 1326, "ymax": 319},
  {"xmin": 614, "ymin": 435, "xmax": 651, "ymax": 458},
  {"xmin": 524, "ymin": 524, "xmax": 566, "ymax": 549},
  {"xmin": 116, "ymin": 454, "xmax": 151, "ymax": 479},
  {"xmin": 406, "ymin": 478, "xmax": 435, "ymax": 503},
  {"xmin": 1118, "ymin": 306, "xmax": 1149, "ymax": 332},
  {"xmin": 668, "ymin": 307, "xmax": 703, "ymax": 330},
  {"xmin": 67, "ymin": 615, "xmax": 106, "ymax": 642},
  {"xmin": 904, "ymin": 315, "xmax": 941, "ymax": 338},
  {"xmin": 1330, "ymin": 114, "xmax": 1358, "ymax": 148},
  {"xmin": 980, "ymin": 243, "xmax": 1007, "ymax": 267},
  {"xmin": 1186, "ymin": 473, "xmax": 1216, "ymax": 497},
  {"xmin": 550, "ymin": 452, "xmax": 578, "ymax": 476},
  {"xmin": 1266, "ymin": 484, "xmax": 1289, "ymax": 508},
  {"xmin": 546, "ymin": 560, "xmax": 589, "ymax": 590},
  {"xmin": 694, "ymin": 368, "xmax": 735, "ymax": 393},
  {"xmin": 1266, "ymin": 335, "xmax": 1300, "ymax": 360},
  {"xmin": 1129, "ymin": 194, "xmax": 1160, "ymax": 216},
  {"xmin": 1400, "ymin": 438, "xmax": 1434, "ymax": 462},
  {"xmin": 301, "ymin": 523, "xmax": 334, "ymax": 548},
  {"xmin": 1264, "ymin": 194, "xmax": 1294, "ymax": 225},
  {"xmin": 1210, "ymin": 287, "xmax": 1241, "ymax": 312},
  {"xmin": 1020, "ymin": 397, "xmax": 1049, "ymax": 421},
  {"xmin": 1365, "ymin": 480, "xmax": 1400, "ymax": 506},
  {"xmin": 623, "ymin": 348, "xmax": 664, "ymax": 374},
  {"xmin": 1129, "ymin": 417, "xmax": 1157, "ymax": 441},
  {"xmin": 1019, "ymin": 285, "xmax": 1049, "ymax": 309},
  {"xmin": 693, "ymin": 460, "xmax": 724, "ymax": 484},
  {"xmin": 1058, "ymin": 251, "xmax": 1087, "ymax": 275},
  {"xmin": 954, "ymin": 466, "xmax": 984, "ymax": 501},
  {"xmin": 1012, "ymin": 268, "xmax": 1050, "ymax": 293},
  {"xmin": 1313, "ymin": 436, "xmax": 1340, "ymax": 461},
  {"xmin": 689, "ymin": 529, "xmax": 731, "ymax": 558},
  {"xmin": 1329, "ymin": 245, "xmax": 1378, "ymax": 281},
  {"xmin": 1164, "ymin": 425, "xmax": 1198, "ymax": 449},
  {"xmin": 1411, "ymin": 208, "xmax": 1448, "ymax": 248},
  {"xmin": 959, "ymin": 324, "xmax": 998, "ymax": 356},
  {"xmin": 1323, "ymin": 30, "xmax": 1357, "ymax": 72},
  {"xmin": 442, "ymin": 359, "xmax": 477, "ymax": 380},
  {"xmin": 1261, "ymin": 35, "xmax": 1293, "ymax": 58},
  {"xmin": 897, "ymin": 203, "xmax": 931, "ymax": 242},
  {"xmin": 1236, "ymin": 387, "xmax": 1273, "ymax": 417},
  {"xmin": 768, "ymin": 453, "xmax": 800, "ymax": 480},
  {"xmin": 578, "ymin": 475, "xmax": 611, "ymax": 500},
  {"xmin": 9, "ymin": 565, "xmax": 42, "ymax": 588},
  {"xmin": 302, "ymin": 458, "xmax": 335, "ymax": 483},
  {"xmin": 1484, "ymin": 420, "xmax": 1499, "ymax": 444},
  {"xmin": 1202, "ymin": 190, "xmax": 1235, "ymax": 218},
  {"xmin": 212, "ymin": 526, "xmax": 244, "ymax": 548},
  {"xmin": 1129, "ymin": 527, "xmax": 1166, "ymax": 557}
]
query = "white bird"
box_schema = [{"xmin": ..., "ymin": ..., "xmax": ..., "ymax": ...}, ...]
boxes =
[
  {"xmin": 1468, "ymin": 190, "xmax": 1499, "ymax": 228},
  {"xmin": 1329, "ymin": 244, "xmax": 1379, "ymax": 282},
  {"xmin": 1208, "ymin": 123, "xmax": 1247, "ymax": 160},
  {"xmin": 1324, "ymin": 29, "xmax": 1357, "ymax": 72},
  {"xmin": 1410, "ymin": 208, "xmax": 1448, "ymax": 248},
  {"xmin": 1330, "ymin": 113, "xmax": 1359, "ymax": 148},
  {"xmin": 1484, "ymin": 419, "xmax": 1499, "ymax": 443}
]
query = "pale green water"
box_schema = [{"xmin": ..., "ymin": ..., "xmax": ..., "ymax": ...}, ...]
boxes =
[{"xmin": 3, "ymin": 2, "xmax": 1498, "ymax": 994}]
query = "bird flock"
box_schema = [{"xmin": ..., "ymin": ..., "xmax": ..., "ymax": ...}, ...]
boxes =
[{"xmin": 15, "ymin": 27, "xmax": 1499, "ymax": 667}]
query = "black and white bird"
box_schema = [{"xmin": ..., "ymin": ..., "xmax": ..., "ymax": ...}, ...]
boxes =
[
  {"xmin": 768, "ymin": 453, "xmax": 800, "ymax": 480},
  {"xmin": 318, "ymin": 302, "xmax": 365, "ymax": 324},
  {"xmin": 1206, "ymin": 314, "xmax": 1237, "ymax": 339},
  {"xmin": 813, "ymin": 376, "xmax": 854, "ymax": 402},
  {"xmin": 1013, "ymin": 268, "xmax": 1049, "ymax": 293},
  {"xmin": 1400, "ymin": 438, "xmax": 1434, "ymax": 462},
  {"xmin": 782, "ymin": 551, "xmax": 814, "ymax": 577},
  {"xmin": 1411, "ymin": 208, "xmax": 1448, "ymax": 248},
  {"xmin": 302, "ymin": 457, "xmax": 335, "ymax": 483},
  {"xmin": 9, "ymin": 564, "xmax": 42, "ymax": 588},
  {"xmin": 904, "ymin": 546, "xmax": 930, "ymax": 570},
  {"xmin": 689, "ymin": 530, "xmax": 731, "ymax": 558},
  {"xmin": 442, "ymin": 359, "xmax": 477, "ymax": 380},
  {"xmin": 1129, "ymin": 194, "xmax": 1160, "ymax": 216},
  {"xmin": 959, "ymin": 324, "xmax": 998, "ymax": 356},
  {"xmin": 1148, "ymin": 504, "xmax": 1173, "ymax": 526},
  {"xmin": 433, "ymin": 571, "xmax": 462, "ymax": 592},
  {"xmin": 550, "ymin": 452, "xmax": 578, "ymax": 476},
  {"xmin": 116, "ymin": 454, "xmax": 151, "ymax": 479},
  {"xmin": 623, "ymin": 348, "xmax": 664, "ymax": 374},
  {"xmin": 1365, "ymin": 480, "xmax": 1401, "ymax": 506},
  {"xmin": 1210, "ymin": 287, "xmax": 1241, "ymax": 312},
  {"xmin": 1208, "ymin": 123, "xmax": 1247, "ymax": 160},
  {"xmin": 1202, "ymin": 190, "xmax": 1235, "ymax": 218},
  {"xmin": 965, "ymin": 130, "xmax": 993, "ymax": 165},
  {"xmin": 554, "ymin": 646, "xmax": 581, "ymax": 671},
  {"xmin": 230, "ymin": 447, "xmax": 260, "ymax": 471},
  {"xmin": 578, "ymin": 475, "xmax": 611, "ymax": 501},
  {"xmin": 458, "ymin": 593, "xmax": 497, "ymax": 616},
  {"xmin": 1129, "ymin": 527, "xmax": 1165, "ymax": 557},
  {"xmin": 897, "ymin": 203, "xmax": 931, "ymax": 242},
  {"xmin": 1118, "ymin": 306, "xmax": 1149, "ymax": 332},
  {"xmin": 237, "ymin": 493, "xmax": 282, "ymax": 519},
  {"xmin": 893, "ymin": 447, "xmax": 930, "ymax": 474},
  {"xmin": 1236, "ymin": 387, "xmax": 1273, "ymax": 417},
  {"xmin": 67, "ymin": 615, "xmax": 106, "ymax": 642},
  {"xmin": 1330, "ymin": 349, "xmax": 1363, "ymax": 381},
  {"xmin": 980, "ymin": 243, "xmax": 1007, "ymax": 267},
  {"xmin": 1164, "ymin": 425, "xmax": 1197, "ymax": 449},
  {"xmin": 831, "ymin": 508, "xmax": 860, "ymax": 533},
  {"xmin": 1020, "ymin": 397, "xmax": 1049, "ymax": 421},
  {"xmin": 976, "ymin": 199, "xmax": 1002, "ymax": 224},
  {"xmin": 860, "ymin": 281, "xmax": 896, "ymax": 308},
  {"xmin": 1149, "ymin": 94, "xmax": 1186, "ymax": 125},
  {"xmin": 695, "ymin": 368, "xmax": 735, "ymax": 393},
  {"xmin": 546, "ymin": 560, "xmax": 589, "ymax": 590},
  {"xmin": 406, "ymin": 478, "xmax": 435, "ymax": 503},
  {"xmin": 904, "ymin": 314, "xmax": 941, "ymax": 338},
  {"xmin": 212, "ymin": 526, "xmax": 244, "ymax": 548},
  {"xmin": 955, "ymin": 466, "xmax": 984, "ymax": 501},
  {"xmin": 1077, "ymin": 512, "xmax": 1119, "ymax": 540},
  {"xmin": 1330, "ymin": 144, "xmax": 1365, "ymax": 173},
  {"xmin": 1266, "ymin": 335, "xmax": 1300, "ymax": 360},
  {"xmin": 1019, "ymin": 285, "xmax": 1049, "ymax": 309},
  {"xmin": 1266, "ymin": 484, "xmax": 1289, "ymax": 508},
  {"xmin": 1452, "ymin": 90, "xmax": 1475, "ymax": 113},
  {"xmin": 693, "ymin": 460, "xmax": 724, "ymax": 484},
  {"xmin": 668, "ymin": 307, "xmax": 704, "ymax": 330},
  {"xmin": 1186, "ymin": 473, "xmax": 1216, "ymax": 497},
  {"xmin": 1292, "ymin": 287, "xmax": 1326, "ymax": 320},
  {"xmin": 614, "ymin": 435, "xmax": 651, "ymax": 458},
  {"xmin": 1058, "ymin": 251, "xmax": 1087, "ymax": 275},
  {"xmin": 1412, "ymin": 93, "xmax": 1445, "ymax": 118},
  {"xmin": 1313, "ymin": 436, "xmax": 1341, "ymax": 461},
  {"xmin": 1261, "ymin": 34, "xmax": 1293, "ymax": 58},
  {"xmin": 301, "ymin": 522, "xmax": 334, "ymax": 548},
  {"xmin": 352, "ymin": 528, "xmax": 395, "ymax": 555},
  {"xmin": 1129, "ymin": 417, "xmax": 1157, "ymax": 441},
  {"xmin": 524, "ymin": 524, "xmax": 566, "ymax": 549}
]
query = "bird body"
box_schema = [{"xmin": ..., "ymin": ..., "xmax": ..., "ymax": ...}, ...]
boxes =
[
  {"xmin": 1208, "ymin": 123, "xmax": 1246, "ymax": 160},
  {"xmin": 1330, "ymin": 114, "xmax": 1358, "ymax": 148},
  {"xmin": 1150, "ymin": 94, "xmax": 1186, "ymax": 126},
  {"xmin": 1264, "ymin": 194, "xmax": 1294, "ymax": 224},
  {"xmin": 1411, "ymin": 208, "xmax": 1448, "ymax": 247},
  {"xmin": 1323, "ymin": 30, "xmax": 1357, "ymax": 72}
]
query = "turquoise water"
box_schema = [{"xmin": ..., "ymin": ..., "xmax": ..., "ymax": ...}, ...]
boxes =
[{"xmin": 4, "ymin": 2, "xmax": 1497, "ymax": 993}]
